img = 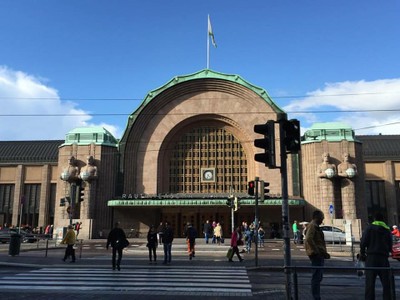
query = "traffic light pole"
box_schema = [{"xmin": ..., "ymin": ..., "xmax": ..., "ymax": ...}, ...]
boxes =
[
  {"xmin": 69, "ymin": 183, "xmax": 77, "ymax": 226},
  {"xmin": 254, "ymin": 177, "xmax": 259, "ymax": 267},
  {"xmin": 279, "ymin": 117, "xmax": 293, "ymax": 300}
]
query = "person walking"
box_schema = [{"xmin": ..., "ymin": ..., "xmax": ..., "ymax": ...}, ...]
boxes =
[
  {"xmin": 211, "ymin": 221, "xmax": 217, "ymax": 244},
  {"xmin": 228, "ymin": 226, "xmax": 244, "ymax": 262},
  {"xmin": 304, "ymin": 210, "xmax": 330, "ymax": 300},
  {"xmin": 186, "ymin": 223, "xmax": 197, "ymax": 260},
  {"xmin": 258, "ymin": 225, "xmax": 265, "ymax": 247},
  {"xmin": 214, "ymin": 222, "xmax": 222, "ymax": 245},
  {"xmin": 162, "ymin": 221, "xmax": 174, "ymax": 265},
  {"xmin": 106, "ymin": 222, "xmax": 128, "ymax": 271},
  {"xmin": 360, "ymin": 212, "xmax": 393, "ymax": 300},
  {"xmin": 292, "ymin": 220, "xmax": 299, "ymax": 244},
  {"xmin": 391, "ymin": 225, "xmax": 400, "ymax": 238},
  {"xmin": 61, "ymin": 225, "xmax": 76, "ymax": 263},
  {"xmin": 75, "ymin": 222, "xmax": 82, "ymax": 238},
  {"xmin": 147, "ymin": 225, "xmax": 158, "ymax": 264},
  {"xmin": 203, "ymin": 220, "xmax": 212, "ymax": 244}
]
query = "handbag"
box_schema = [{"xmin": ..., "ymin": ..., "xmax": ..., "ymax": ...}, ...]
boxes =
[
  {"xmin": 226, "ymin": 247, "xmax": 233, "ymax": 259},
  {"xmin": 116, "ymin": 239, "xmax": 129, "ymax": 249}
]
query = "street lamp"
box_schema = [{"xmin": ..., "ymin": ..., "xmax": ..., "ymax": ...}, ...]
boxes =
[
  {"xmin": 60, "ymin": 171, "xmax": 70, "ymax": 181},
  {"xmin": 80, "ymin": 171, "xmax": 90, "ymax": 181}
]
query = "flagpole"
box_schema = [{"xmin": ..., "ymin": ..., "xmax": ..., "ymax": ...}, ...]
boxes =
[{"xmin": 207, "ymin": 14, "xmax": 210, "ymax": 69}]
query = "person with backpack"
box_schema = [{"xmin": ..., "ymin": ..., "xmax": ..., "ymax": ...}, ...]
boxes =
[{"xmin": 185, "ymin": 222, "xmax": 197, "ymax": 260}]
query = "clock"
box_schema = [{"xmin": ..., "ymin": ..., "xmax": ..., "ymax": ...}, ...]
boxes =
[
  {"xmin": 201, "ymin": 168, "xmax": 215, "ymax": 182},
  {"xmin": 204, "ymin": 170, "xmax": 213, "ymax": 180}
]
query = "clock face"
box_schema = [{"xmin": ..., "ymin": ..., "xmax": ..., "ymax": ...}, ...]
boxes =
[
  {"xmin": 201, "ymin": 168, "xmax": 215, "ymax": 182},
  {"xmin": 204, "ymin": 171, "xmax": 213, "ymax": 180}
]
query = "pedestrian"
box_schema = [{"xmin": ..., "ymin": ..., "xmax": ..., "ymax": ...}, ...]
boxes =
[
  {"xmin": 75, "ymin": 222, "xmax": 82, "ymax": 238},
  {"xmin": 147, "ymin": 225, "xmax": 158, "ymax": 264},
  {"xmin": 228, "ymin": 226, "xmax": 244, "ymax": 262},
  {"xmin": 203, "ymin": 220, "xmax": 212, "ymax": 244},
  {"xmin": 157, "ymin": 221, "xmax": 164, "ymax": 245},
  {"xmin": 106, "ymin": 222, "xmax": 128, "ymax": 271},
  {"xmin": 214, "ymin": 222, "xmax": 222, "ymax": 245},
  {"xmin": 186, "ymin": 222, "xmax": 197, "ymax": 260},
  {"xmin": 258, "ymin": 226, "xmax": 265, "ymax": 247},
  {"xmin": 360, "ymin": 212, "xmax": 393, "ymax": 300},
  {"xmin": 304, "ymin": 210, "xmax": 330, "ymax": 300},
  {"xmin": 44, "ymin": 224, "xmax": 51, "ymax": 238},
  {"xmin": 61, "ymin": 224, "xmax": 76, "ymax": 263},
  {"xmin": 391, "ymin": 225, "xmax": 400, "ymax": 238},
  {"xmin": 211, "ymin": 221, "xmax": 217, "ymax": 244},
  {"xmin": 162, "ymin": 221, "xmax": 174, "ymax": 265},
  {"xmin": 244, "ymin": 226, "xmax": 252, "ymax": 253},
  {"xmin": 292, "ymin": 220, "xmax": 299, "ymax": 244}
]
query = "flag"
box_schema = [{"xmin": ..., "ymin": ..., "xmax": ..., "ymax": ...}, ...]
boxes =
[{"xmin": 208, "ymin": 15, "xmax": 217, "ymax": 48}]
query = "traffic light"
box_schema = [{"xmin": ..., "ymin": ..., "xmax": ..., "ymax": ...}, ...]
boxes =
[
  {"xmin": 79, "ymin": 186, "xmax": 85, "ymax": 202},
  {"xmin": 60, "ymin": 197, "xmax": 70, "ymax": 207},
  {"xmin": 248, "ymin": 181, "xmax": 255, "ymax": 196},
  {"xmin": 234, "ymin": 197, "xmax": 240, "ymax": 211},
  {"xmin": 260, "ymin": 181, "xmax": 270, "ymax": 202},
  {"xmin": 254, "ymin": 120, "xmax": 276, "ymax": 168},
  {"xmin": 282, "ymin": 119, "xmax": 301, "ymax": 153},
  {"xmin": 226, "ymin": 196, "xmax": 234, "ymax": 208}
]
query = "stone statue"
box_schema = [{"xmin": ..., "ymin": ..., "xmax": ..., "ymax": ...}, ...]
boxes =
[
  {"xmin": 338, "ymin": 153, "xmax": 357, "ymax": 178},
  {"xmin": 60, "ymin": 156, "xmax": 80, "ymax": 182},
  {"xmin": 317, "ymin": 152, "xmax": 336, "ymax": 178},
  {"xmin": 79, "ymin": 155, "xmax": 98, "ymax": 182}
]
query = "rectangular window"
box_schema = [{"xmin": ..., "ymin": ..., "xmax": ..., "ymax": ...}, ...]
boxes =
[
  {"xmin": 22, "ymin": 184, "xmax": 41, "ymax": 228},
  {"xmin": 365, "ymin": 181, "xmax": 386, "ymax": 221},
  {"xmin": 0, "ymin": 184, "xmax": 14, "ymax": 225}
]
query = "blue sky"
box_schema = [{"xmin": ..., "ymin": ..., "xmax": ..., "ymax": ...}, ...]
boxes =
[{"xmin": 1, "ymin": 1, "xmax": 399, "ymax": 140}]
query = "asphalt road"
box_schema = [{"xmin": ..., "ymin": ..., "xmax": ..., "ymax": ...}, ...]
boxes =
[{"xmin": 0, "ymin": 238, "xmax": 399, "ymax": 299}]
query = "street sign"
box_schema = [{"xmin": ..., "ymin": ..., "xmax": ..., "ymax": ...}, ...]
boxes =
[{"xmin": 329, "ymin": 204, "xmax": 334, "ymax": 215}]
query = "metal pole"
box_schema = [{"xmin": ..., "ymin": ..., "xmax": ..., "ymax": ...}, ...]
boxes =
[
  {"xmin": 231, "ymin": 205, "xmax": 234, "ymax": 234},
  {"xmin": 279, "ymin": 117, "xmax": 292, "ymax": 300},
  {"xmin": 69, "ymin": 183, "xmax": 77, "ymax": 226},
  {"xmin": 254, "ymin": 177, "xmax": 259, "ymax": 267}
]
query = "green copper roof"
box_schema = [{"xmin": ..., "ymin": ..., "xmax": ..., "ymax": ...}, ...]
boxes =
[
  {"xmin": 303, "ymin": 122, "xmax": 358, "ymax": 143},
  {"xmin": 123, "ymin": 69, "xmax": 284, "ymax": 135},
  {"xmin": 62, "ymin": 126, "xmax": 118, "ymax": 147}
]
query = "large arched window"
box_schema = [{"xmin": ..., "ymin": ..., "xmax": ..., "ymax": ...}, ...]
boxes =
[{"xmin": 169, "ymin": 127, "xmax": 247, "ymax": 194}]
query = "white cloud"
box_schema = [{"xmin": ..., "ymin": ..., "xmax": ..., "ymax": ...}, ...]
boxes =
[
  {"xmin": 0, "ymin": 66, "xmax": 120, "ymax": 140},
  {"xmin": 284, "ymin": 78, "xmax": 400, "ymax": 135}
]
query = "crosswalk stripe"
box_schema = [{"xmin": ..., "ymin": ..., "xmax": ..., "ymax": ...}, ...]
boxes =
[{"xmin": 0, "ymin": 267, "xmax": 252, "ymax": 296}]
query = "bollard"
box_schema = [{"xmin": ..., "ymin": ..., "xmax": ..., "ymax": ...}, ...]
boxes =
[
  {"xmin": 79, "ymin": 239, "xmax": 83, "ymax": 259},
  {"xmin": 45, "ymin": 238, "xmax": 49, "ymax": 257},
  {"xmin": 9, "ymin": 233, "xmax": 22, "ymax": 256}
]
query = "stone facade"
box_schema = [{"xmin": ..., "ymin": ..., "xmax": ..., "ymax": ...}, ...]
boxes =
[{"xmin": 1, "ymin": 70, "xmax": 399, "ymax": 239}]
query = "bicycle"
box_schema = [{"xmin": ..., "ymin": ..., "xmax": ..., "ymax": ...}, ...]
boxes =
[{"xmin": 126, "ymin": 228, "xmax": 139, "ymax": 238}]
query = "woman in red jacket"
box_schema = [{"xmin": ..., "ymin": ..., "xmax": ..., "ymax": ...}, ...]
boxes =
[{"xmin": 228, "ymin": 226, "xmax": 244, "ymax": 262}]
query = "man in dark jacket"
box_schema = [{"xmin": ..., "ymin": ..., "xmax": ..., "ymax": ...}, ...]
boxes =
[
  {"xmin": 162, "ymin": 221, "xmax": 174, "ymax": 265},
  {"xmin": 186, "ymin": 223, "xmax": 197, "ymax": 260},
  {"xmin": 106, "ymin": 222, "xmax": 127, "ymax": 271},
  {"xmin": 304, "ymin": 210, "xmax": 330, "ymax": 300},
  {"xmin": 360, "ymin": 212, "xmax": 393, "ymax": 300},
  {"xmin": 203, "ymin": 220, "xmax": 212, "ymax": 244}
]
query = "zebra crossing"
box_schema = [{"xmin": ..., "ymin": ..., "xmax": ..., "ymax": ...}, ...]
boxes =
[{"xmin": 0, "ymin": 266, "xmax": 252, "ymax": 297}]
